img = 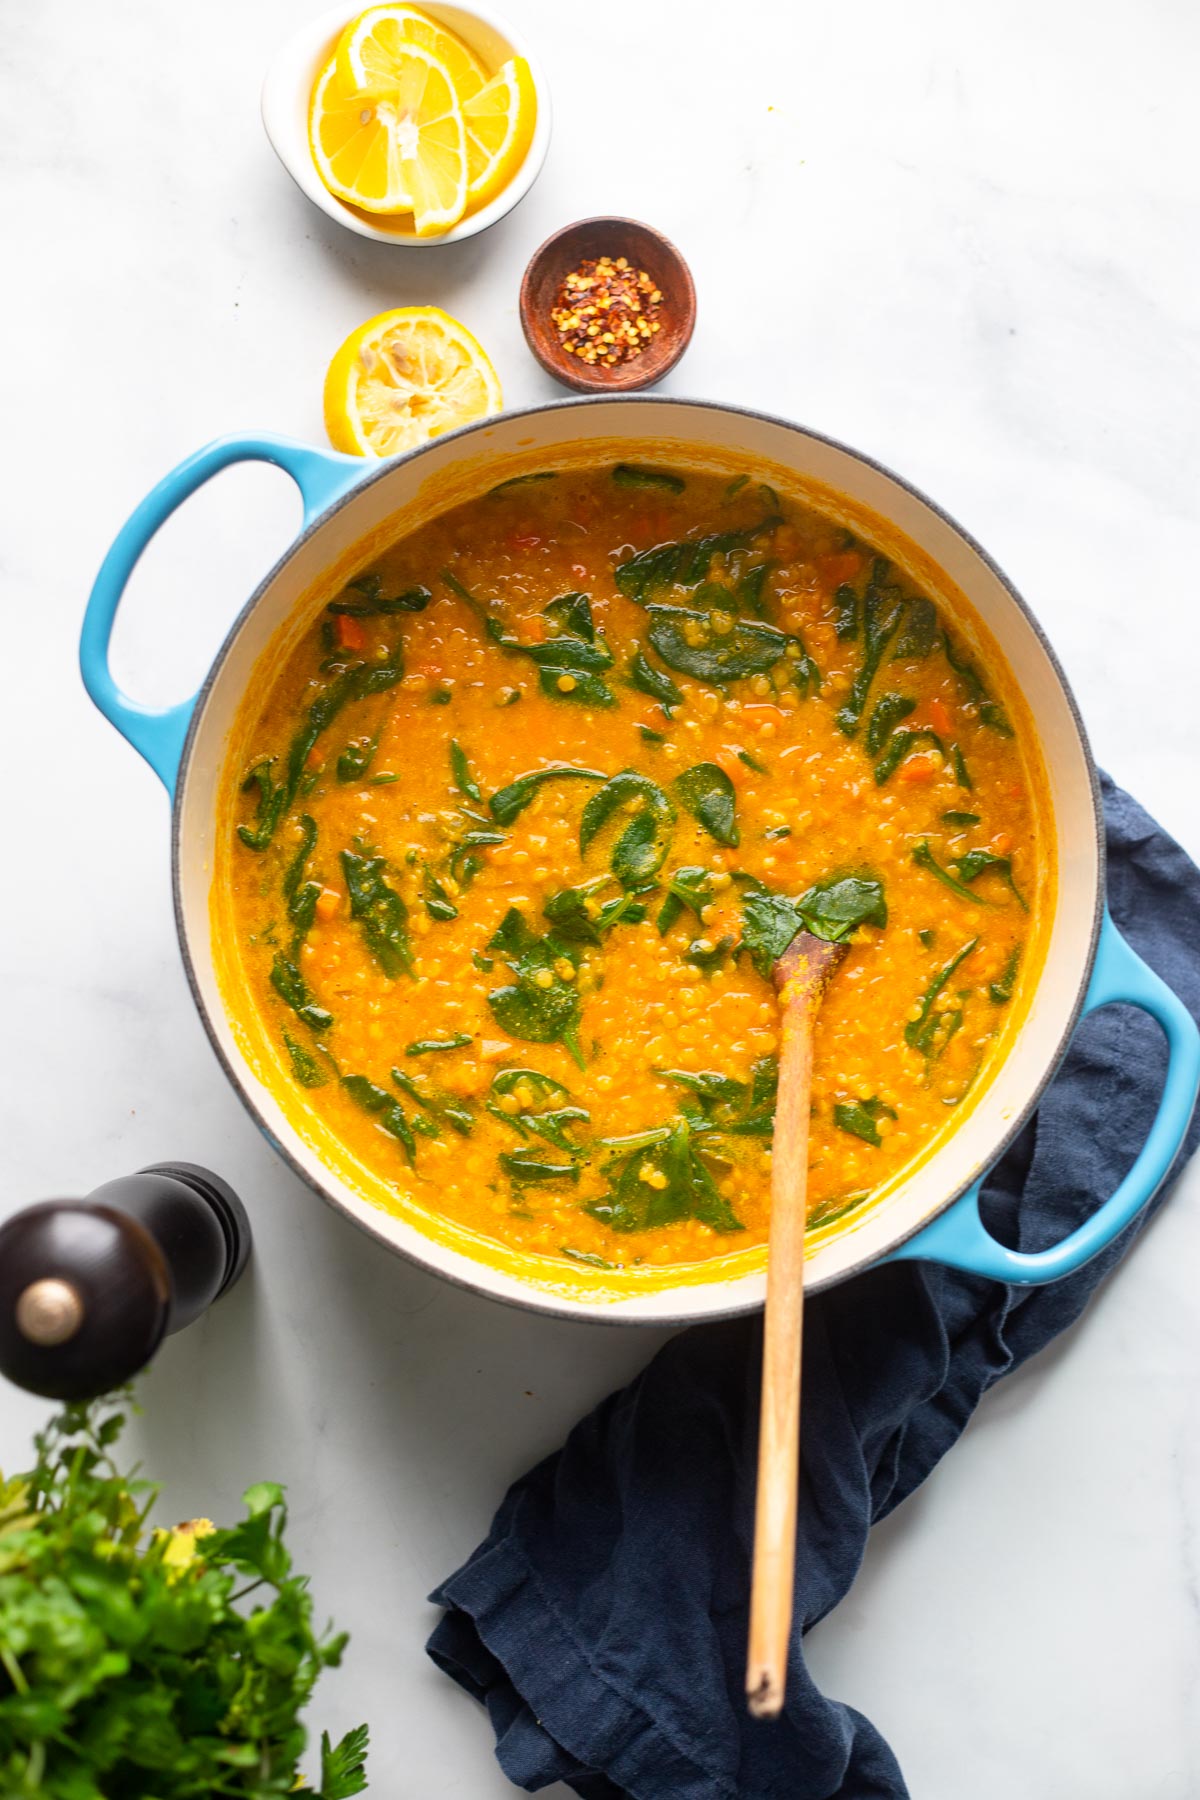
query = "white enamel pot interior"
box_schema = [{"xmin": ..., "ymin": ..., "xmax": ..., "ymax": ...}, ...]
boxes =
[{"xmin": 174, "ymin": 398, "xmax": 1103, "ymax": 1324}]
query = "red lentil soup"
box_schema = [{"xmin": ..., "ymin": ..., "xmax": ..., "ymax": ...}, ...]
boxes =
[{"xmin": 214, "ymin": 458, "xmax": 1051, "ymax": 1287}]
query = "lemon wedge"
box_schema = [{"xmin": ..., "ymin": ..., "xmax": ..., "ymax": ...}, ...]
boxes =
[
  {"xmin": 309, "ymin": 42, "xmax": 467, "ymax": 231},
  {"xmin": 337, "ymin": 5, "xmax": 487, "ymax": 105},
  {"xmin": 462, "ymin": 56, "xmax": 537, "ymax": 213},
  {"xmin": 324, "ymin": 307, "xmax": 503, "ymax": 457}
]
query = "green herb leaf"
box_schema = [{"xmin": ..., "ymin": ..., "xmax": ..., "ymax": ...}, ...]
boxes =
[
  {"xmin": 655, "ymin": 864, "xmax": 714, "ymax": 934},
  {"xmin": 615, "ymin": 520, "xmax": 777, "ymax": 603},
  {"xmin": 833, "ymin": 1095, "xmax": 897, "ymax": 1146},
  {"xmin": 833, "ymin": 582, "xmax": 859, "ymax": 640},
  {"xmin": 951, "ymin": 742, "xmax": 973, "ymax": 789},
  {"xmin": 337, "ymin": 735, "xmax": 378, "ymax": 782},
  {"xmin": 341, "ymin": 847, "xmax": 414, "ymax": 977},
  {"xmin": 283, "ymin": 815, "xmax": 321, "ymax": 951},
  {"xmin": 329, "ymin": 575, "xmax": 431, "ymax": 616},
  {"xmin": 500, "ymin": 1150, "xmax": 581, "ymax": 1185},
  {"xmin": 941, "ymin": 810, "xmax": 981, "ymax": 827},
  {"xmin": 392, "ymin": 1067, "xmax": 473, "ymax": 1136},
  {"xmin": 237, "ymin": 759, "xmax": 287, "ymax": 851},
  {"xmin": 873, "ymin": 728, "xmax": 944, "ymax": 784},
  {"xmin": 835, "ymin": 578, "xmax": 905, "ymax": 736},
  {"xmin": 737, "ymin": 747, "xmax": 767, "ymax": 773},
  {"xmin": 342, "ymin": 1073, "xmax": 416, "ymax": 1162},
  {"xmin": 486, "ymin": 598, "xmax": 617, "ymax": 706},
  {"xmin": 739, "ymin": 875, "xmax": 887, "ymax": 974},
  {"xmin": 489, "ymin": 470, "xmax": 558, "ymax": 493},
  {"xmin": 422, "ymin": 863, "xmax": 458, "ymax": 921},
  {"xmin": 674, "ymin": 762, "xmax": 740, "ymax": 847},
  {"xmin": 612, "ymin": 463, "xmax": 686, "ymax": 493},
  {"xmin": 559, "ymin": 1246, "xmax": 616, "ymax": 1269},
  {"xmin": 544, "ymin": 877, "xmax": 646, "ymax": 944},
  {"xmin": 319, "ymin": 1724, "xmax": 370, "ymax": 1798},
  {"xmin": 489, "ymin": 764, "xmax": 606, "ymax": 827}
]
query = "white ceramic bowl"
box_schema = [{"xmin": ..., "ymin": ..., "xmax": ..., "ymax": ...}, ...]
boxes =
[{"xmin": 261, "ymin": 0, "xmax": 552, "ymax": 246}]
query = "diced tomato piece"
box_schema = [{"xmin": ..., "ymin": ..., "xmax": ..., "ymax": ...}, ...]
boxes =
[
  {"xmin": 899, "ymin": 755, "xmax": 937, "ymax": 783},
  {"xmin": 928, "ymin": 697, "xmax": 953, "ymax": 737},
  {"xmin": 333, "ymin": 613, "xmax": 367, "ymax": 652}
]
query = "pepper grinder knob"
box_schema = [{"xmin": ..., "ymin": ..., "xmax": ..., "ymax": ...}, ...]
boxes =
[{"xmin": 0, "ymin": 1163, "xmax": 251, "ymax": 1400}]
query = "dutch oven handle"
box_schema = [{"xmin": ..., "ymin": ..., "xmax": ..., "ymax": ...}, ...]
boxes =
[
  {"xmin": 891, "ymin": 910, "xmax": 1200, "ymax": 1284},
  {"xmin": 80, "ymin": 435, "xmax": 364, "ymax": 792}
]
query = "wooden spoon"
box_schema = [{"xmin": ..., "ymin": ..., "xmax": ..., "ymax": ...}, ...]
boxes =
[{"xmin": 745, "ymin": 928, "xmax": 849, "ymax": 1719}]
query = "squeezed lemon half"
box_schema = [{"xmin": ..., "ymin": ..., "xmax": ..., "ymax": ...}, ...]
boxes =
[{"xmin": 324, "ymin": 306, "xmax": 503, "ymax": 457}]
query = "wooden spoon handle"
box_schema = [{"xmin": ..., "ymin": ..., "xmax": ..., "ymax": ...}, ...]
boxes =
[{"xmin": 746, "ymin": 934, "xmax": 844, "ymax": 1718}]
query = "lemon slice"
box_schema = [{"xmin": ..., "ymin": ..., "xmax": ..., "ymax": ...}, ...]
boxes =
[
  {"xmin": 462, "ymin": 56, "xmax": 537, "ymax": 213},
  {"xmin": 324, "ymin": 307, "xmax": 503, "ymax": 457},
  {"xmin": 337, "ymin": 5, "xmax": 487, "ymax": 105},
  {"xmin": 309, "ymin": 44, "xmax": 467, "ymax": 231}
]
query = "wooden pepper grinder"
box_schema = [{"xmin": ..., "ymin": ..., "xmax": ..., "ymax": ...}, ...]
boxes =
[{"xmin": 0, "ymin": 1164, "xmax": 251, "ymax": 1400}]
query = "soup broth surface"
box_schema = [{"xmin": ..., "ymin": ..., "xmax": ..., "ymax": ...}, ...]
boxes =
[{"xmin": 217, "ymin": 461, "xmax": 1047, "ymax": 1279}]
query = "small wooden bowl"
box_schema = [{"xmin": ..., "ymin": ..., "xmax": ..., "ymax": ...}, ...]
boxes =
[{"xmin": 519, "ymin": 217, "xmax": 696, "ymax": 392}]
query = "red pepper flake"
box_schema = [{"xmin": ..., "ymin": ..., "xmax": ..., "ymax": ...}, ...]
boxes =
[{"xmin": 549, "ymin": 254, "xmax": 665, "ymax": 368}]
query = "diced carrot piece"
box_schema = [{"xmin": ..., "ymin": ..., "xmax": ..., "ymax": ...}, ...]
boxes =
[
  {"xmin": 928, "ymin": 697, "xmax": 953, "ymax": 737},
  {"xmin": 742, "ymin": 704, "xmax": 788, "ymax": 730},
  {"xmin": 714, "ymin": 745, "xmax": 750, "ymax": 788},
  {"xmin": 992, "ymin": 831, "xmax": 1013, "ymax": 855},
  {"xmin": 518, "ymin": 615, "xmax": 547, "ymax": 643},
  {"xmin": 334, "ymin": 613, "xmax": 367, "ymax": 652},
  {"xmin": 899, "ymin": 755, "xmax": 937, "ymax": 784},
  {"xmin": 305, "ymin": 746, "xmax": 323, "ymax": 770},
  {"xmin": 315, "ymin": 888, "xmax": 341, "ymax": 921},
  {"xmin": 817, "ymin": 551, "xmax": 865, "ymax": 587}
]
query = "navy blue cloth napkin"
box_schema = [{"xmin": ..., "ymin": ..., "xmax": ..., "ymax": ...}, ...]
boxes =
[{"xmin": 427, "ymin": 774, "xmax": 1200, "ymax": 1800}]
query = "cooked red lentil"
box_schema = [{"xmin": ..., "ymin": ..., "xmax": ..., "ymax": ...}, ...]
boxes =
[{"xmin": 216, "ymin": 461, "xmax": 1048, "ymax": 1280}]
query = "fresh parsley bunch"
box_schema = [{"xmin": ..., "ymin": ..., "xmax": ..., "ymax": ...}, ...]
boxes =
[{"xmin": 0, "ymin": 1396, "xmax": 368, "ymax": 1798}]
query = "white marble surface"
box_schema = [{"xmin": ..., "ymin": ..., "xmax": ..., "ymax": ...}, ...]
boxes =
[{"xmin": 2, "ymin": 0, "xmax": 1199, "ymax": 1793}]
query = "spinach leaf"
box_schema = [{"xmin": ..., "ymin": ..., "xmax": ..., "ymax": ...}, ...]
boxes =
[
  {"xmin": 615, "ymin": 520, "xmax": 777, "ymax": 603},
  {"xmin": 489, "ymin": 764, "xmax": 606, "ymax": 827},
  {"xmin": 560, "ymin": 1246, "xmax": 616, "ymax": 1269},
  {"xmin": 674, "ymin": 762, "xmax": 739, "ymax": 847},
  {"xmin": 737, "ymin": 747, "xmax": 768, "ymax": 774},
  {"xmin": 500, "ymin": 1150, "xmax": 582, "ymax": 1185},
  {"xmin": 612, "ymin": 463, "xmax": 686, "ymax": 493},
  {"xmin": 391, "ymin": 1067, "xmax": 473, "ymax": 1136},
  {"xmin": 724, "ymin": 473, "xmax": 750, "ymax": 499},
  {"xmin": 487, "ymin": 597, "xmax": 617, "ymax": 706},
  {"xmin": 341, "ymin": 1073, "xmax": 416, "ymax": 1163},
  {"xmin": 422, "ymin": 864, "xmax": 458, "ymax": 921},
  {"xmin": 489, "ymin": 470, "xmax": 558, "ymax": 493},
  {"xmin": 628, "ymin": 647, "xmax": 684, "ymax": 710},
  {"xmin": 951, "ymin": 742, "xmax": 973, "ymax": 789},
  {"xmin": 905, "ymin": 937, "xmax": 979, "ymax": 1056},
  {"xmin": 336, "ymin": 734, "xmax": 379, "ymax": 782},
  {"xmin": 739, "ymin": 875, "xmax": 887, "ymax": 975},
  {"xmin": 659, "ymin": 1056, "xmax": 778, "ymax": 1136},
  {"xmin": 587, "ymin": 1116, "xmax": 743, "ymax": 1234},
  {"xmin": 866, "ymin": 692, "xmax": 918, "ymax": 755},
  {"xmin": 873, "ymin": 728, "xmax": 944, "ymax": 784},
  {"xmin": 270, "ymin": 954, "xmax": 333, "ymax": 1033},
  {"xmin": 765, "ymin": 825, "xmax": 792, "ymax": 840},
  {"xmin": 544, "ymin": 877, "xmax": 647, "ymax": 944},
  {"xmin": 833, "ymin": 1096, "xmax": 897, "ymax": 1146},
  {"xmin": 956, "ymin": 848, "xmax": 1028, "ymax": 910},
  {"xmin": 639, "ymin": 724, "xmax": 666, "ymax": 743},
  {"xmin": 647, "ymin": 604, "xmax": 792, "ymax": 684},
  {"xmin": 341, "ymin": 847, "xmax": 414, "ymax": 977},
  {"xmin": 684, "ymin": 933, "xmax": 735, "ymax": 973},
  {"xmin": 891, "ymin": 597, "xmax": 939, "ymax": 660},
  {"xmin": 989, "ymin": 944, "xmax": 1022, "ymax": 1004},
  {"xmin": 942, "ymin": 632, "xmax": 1015, "ymax": 736},
  {"xmin": 738, "ymin": 563, "xmax": 773, "ymax": 619},
  {"xmin": 237, "ymin": 760, "xmax": 286, "ymax": 851},
  {"xmin": 450, "ymin": 739, "xmax": 482, "ymax": 803},
  {"xmin": 833, "ymin": 582, "xmax": 859, "ymax": 640},
  {"xmin": 655, "ymin": 864, "xmax": 714, "ymax": 934},
  {"xmin": 283, "ymin": 815, "xmax": 321, "ymax": 950},
  {"xmin": 912, "ymin": 840, "xmax": 991, "ymax": 904},
  {"xmin": 835, "ymin": 579, "xmax": 905, "ymax": 736},
  {"xmin": 918, "ymin": 928, "xmax": 937, "ymax": 948},
  {"xmin": 580, "ymin": 771, "xmax": 676, "ymax": 884},
  {"xmin": 283, "ymin": 1031, "xmax": 328, "ymax": 1088},
  {"xmin": 328, "ymin": 575, "xmax": 431, "ymax": 616},
  {"xmin": 487, "ymin": 908, "xmax": 584, "ymax": 1064},
  {"xmin": 942, "ymin": 809, "xmax": 981, "ymax": 827},
  {"xmin": 406, "ymin": 1033, "xmax": 472, "ymax": 1054}
]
